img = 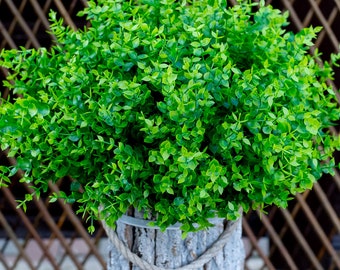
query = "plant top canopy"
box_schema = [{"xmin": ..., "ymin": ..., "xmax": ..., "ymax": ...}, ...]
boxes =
[{"xmin": 0, "ymin": 0, "xmax": 339, "ymax": 234}]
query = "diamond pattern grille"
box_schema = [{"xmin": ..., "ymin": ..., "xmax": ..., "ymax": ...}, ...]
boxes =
[{"xmin": 0, "ymin": 1, "xmax": 339, "ymax": 269}]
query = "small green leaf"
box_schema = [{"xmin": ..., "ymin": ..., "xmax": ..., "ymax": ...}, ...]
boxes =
[
  {"xmin": 69, "ymin": 134, "xmax": 80, "ymax": 142},
  {"xmin": 228, "ymin": 202, "xmax": 235, "ymax": 211},
  {"xmin": 71, "ymin": 181, "xmax": 81, "ymax": 192},
  {"xmin": 242, "ymin": 138, "xmax": 251, "ymax": 146},
  {"xmin": 304, "ymin": 117, "xmax": 321, "ymax": 135},
  {"xmin": 199, "ymin": 190, "xmax": 209, "ymax": 199},
  {"xmin": 49, "ymin": 197, "xmax": 58, "ymax": 203}
]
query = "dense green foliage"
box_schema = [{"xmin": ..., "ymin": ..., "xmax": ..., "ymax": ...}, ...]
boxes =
[{"xmin": 0, "ymin": 0, "xmax": 339, "ymax": 234}]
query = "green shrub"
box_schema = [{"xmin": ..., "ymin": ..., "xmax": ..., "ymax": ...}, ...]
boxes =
[{"xmin": 0, "ymin": 0, "xmax": 339, "ymax": 234}]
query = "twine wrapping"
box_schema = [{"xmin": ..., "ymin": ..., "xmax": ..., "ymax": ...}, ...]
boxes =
[{"xmin": 102, "ymin": 214, "xmax": 241, "ymax": 270}]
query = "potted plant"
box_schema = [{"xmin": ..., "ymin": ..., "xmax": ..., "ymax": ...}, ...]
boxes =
[{"xmin": 0, "ymin": 0, "xmax": 339, "ymax": 268}]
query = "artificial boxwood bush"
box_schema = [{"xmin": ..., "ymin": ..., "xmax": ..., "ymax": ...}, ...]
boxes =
[{"xmin": 0, "ymin": 0, "xmax": 339, "ymax": 234}]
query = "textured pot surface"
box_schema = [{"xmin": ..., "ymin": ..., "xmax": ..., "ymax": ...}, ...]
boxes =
[{"xmin": 106, "ymin": 212, "xmax": 244, "ymax": 270}]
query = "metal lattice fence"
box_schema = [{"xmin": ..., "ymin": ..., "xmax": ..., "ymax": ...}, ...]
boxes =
[{"xmin": 0, "ymin": 0, "xmax": 339, "ymax": 269}]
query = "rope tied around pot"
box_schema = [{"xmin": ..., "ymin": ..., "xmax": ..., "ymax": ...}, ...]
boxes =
[{"xmin": 102, "ymin": 214, "xmax": 242, "ymax": 270}]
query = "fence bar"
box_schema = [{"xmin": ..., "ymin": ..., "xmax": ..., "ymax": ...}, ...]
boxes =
[
  {"xmin": 242, "ymin": 218, "xmax": 276, "ymax": 270},
  {"xmin": 0, "ymin": 0, "xmax": 28, "ymax": 49},
  {"xmin": 49, "ymin": 183, "xmax": 107, "ymax": 268},
  {"xmin": 3, "ymin": 0, "xmax": 41, "ymax": 48},
  {"xmin": 25, "ymin": 0, "xmax": 56, "ymax": 48},
  {"xmin": 280, "ymin": 208, "xmax": 323, "ymax": 270},
  {"xmin": 53, "ymin": 0, "xmax": 77, "ymax": 30},
  {"xmin": 307, "ymin": 0, "xmax": 340, "ymax": 52},
  {"xmin": 295, "ymin": 193, "xmax": 340, "ymax": 268},
  {"xmin": 5, "ymin": 154, "xmax": 85, "ymax": 269},
  {"xmin": 313, "ymin": 182, "xmax": 340, "ymax": 234},
  {"xmin": 1, "ymin": 188, "xmax": 60, "ymax": 269},
  {"xmin": 24, "ymin": 183, "xmax": 85, "ymax": 269},
  {"xmin": 0, "ymin": 21, "xmax": 17, "ymax": 49},
  {"xmin": 0, "ymin": 211, "xmax": 36, "ymax": 270},
  {"xmin": 257, "ymin": 211, "xmax": 298, "ymax": 270},
  {"xmin": 28, "ymin": 0, "xmax": 51, "ymax": 31}
]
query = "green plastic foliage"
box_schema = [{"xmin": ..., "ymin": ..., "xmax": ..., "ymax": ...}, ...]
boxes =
[{"xmin": 0, "ymin": 0, "xmax": 339, "ymax": 234}]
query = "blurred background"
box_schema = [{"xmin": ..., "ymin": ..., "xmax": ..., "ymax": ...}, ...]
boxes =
[{"xmin": 0, "ymin": 0, "xmax": 339, "ymax": 269}]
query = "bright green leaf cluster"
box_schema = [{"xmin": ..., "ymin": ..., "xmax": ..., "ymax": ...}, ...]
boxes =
[{"xmin": 0, "ymin": 0, "xmax": 339, "ymax": 234}]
